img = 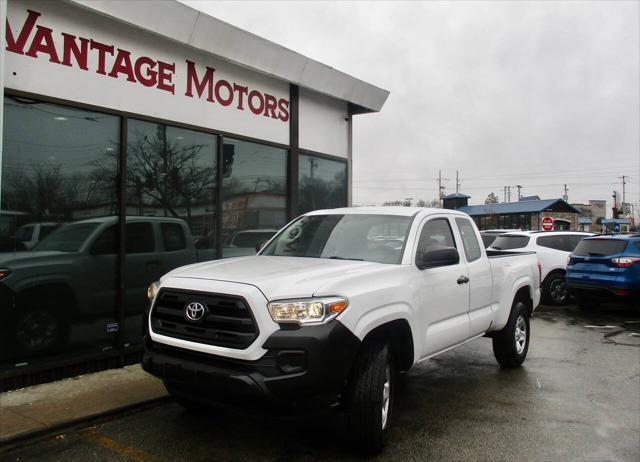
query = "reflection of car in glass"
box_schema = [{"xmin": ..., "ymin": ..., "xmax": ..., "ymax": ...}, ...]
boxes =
[
  {"xmin": 567, "ymin": 234, "xmax": 640, "ymax": 311},
  {"xmin": 489, "ymin": 230, "xmax": 594, "ymax": 305},
  {"xmin": 15, "ymin": 222, "xmax": 61, "ymax": 250},
  {"xmin": 0, "ymin": 216, "xmax": 197, "ymax": 358},
  {"xmin": 223, "ymin": 229, "xmax": 279, "ymax": 258},
  {"xmin": 195, "ymin": 229, "xmax": 279, "ymax": 258}
]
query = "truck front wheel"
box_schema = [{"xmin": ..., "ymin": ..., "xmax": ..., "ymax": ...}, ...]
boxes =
[
  {"xmin": 492, "ymin": 301, "xmax": 530, "ymax": 368},
  {"xmin": 345, "ymin": 341, "xmax": 394, "ymax": 455}
]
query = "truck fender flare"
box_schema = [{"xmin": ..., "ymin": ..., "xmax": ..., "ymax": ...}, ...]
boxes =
[
  {"xmin": 493, "ymin": 281, "xmax": 533, "ymax": 331},
  {"xmin": 345, "ymin": 303, "xmax": 419, "ymax": 366}
]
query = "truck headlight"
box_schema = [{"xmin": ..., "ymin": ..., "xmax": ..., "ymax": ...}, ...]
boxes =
[
  {"xmin": 147, "ymin": 281, "xmax": 160, "ymax": 301},
  {"xmin": 268, "ymin": 297, "xmax": 349, "ymax": 325}
]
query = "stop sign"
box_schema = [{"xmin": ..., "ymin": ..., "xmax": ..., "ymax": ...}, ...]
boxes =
[{"xmin": 541, "ymin": 217, "xmax": 554, "ymax": 231}]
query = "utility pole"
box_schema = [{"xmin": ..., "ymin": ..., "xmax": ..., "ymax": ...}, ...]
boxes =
[
  {"xmin": 618, "ymin": 175, "xmax": 628, "ymax": 215},
  {"xmin": 455, "ymin": 170, "xmax": 461, "ymax": 194},
  {"xmin": 516, "ymin": 185, "xmax": 522, "ymax": 201},
  {"xmin": 437, "ymin": 170, "xmax": 447, "ymax": 207},
  {"xmin": 503, "ymin": 186, "xmax": 508, "ymax": 203},
  {"xmin": 563, "ymin": 184, "xmax": 569, "ymax": 202}
]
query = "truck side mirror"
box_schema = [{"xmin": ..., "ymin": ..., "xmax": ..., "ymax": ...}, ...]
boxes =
[{"xmin": 418, "ymin": 246, "xmax": 459, "ymax": 270}]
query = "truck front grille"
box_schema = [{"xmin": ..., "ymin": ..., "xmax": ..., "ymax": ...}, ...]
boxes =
[{"xmin": 150, "ymin": 289, "xmax": 259, "ymax": 349}]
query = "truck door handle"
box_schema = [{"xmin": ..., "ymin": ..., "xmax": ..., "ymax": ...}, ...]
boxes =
[{"xmin": 457, "ymin": 276, "xmax": 469, "ymax": 285}]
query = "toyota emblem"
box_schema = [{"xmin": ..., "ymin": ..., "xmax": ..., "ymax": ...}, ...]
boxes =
[{"xmin": 185, "ymin": 301, "xmax": 207, "ymax": 322}]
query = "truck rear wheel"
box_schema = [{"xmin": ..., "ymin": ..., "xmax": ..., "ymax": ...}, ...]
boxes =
[
  {"xmin": 492, "ymin": 301, "xmax": 530, "ymax": 368},
  {"xmin": 345, "ymin": 341, "xmax": 394, "ymax": 455}
]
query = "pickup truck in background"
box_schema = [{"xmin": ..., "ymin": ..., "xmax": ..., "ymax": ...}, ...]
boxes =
[
  {"xmin": 0, "ymin": 216, "xmax": 198, "ymax": 357},
  {"xmin": 143, "ymin": 207, "xmax": 541, "ymax": 454}
]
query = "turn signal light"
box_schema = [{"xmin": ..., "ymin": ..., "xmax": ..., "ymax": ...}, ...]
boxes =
[{"xmin": 611, "ymin": 257, "xmax": 640, "ymax": 268}]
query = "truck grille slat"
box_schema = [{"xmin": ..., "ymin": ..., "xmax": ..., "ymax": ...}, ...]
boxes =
[{"xmin": 151, "ymin": 289, "xmax": 259, "ymax": 349}]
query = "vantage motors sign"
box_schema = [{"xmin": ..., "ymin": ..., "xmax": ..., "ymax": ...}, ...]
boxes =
[{"xmin": 4, "ymin": 0, "xmax": 290, "ymax": 144}]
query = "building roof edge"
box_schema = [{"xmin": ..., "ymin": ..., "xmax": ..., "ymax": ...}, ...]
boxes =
[{"xmin": 63, "ymin": 0, "xmax": 390, "ymax": 113}]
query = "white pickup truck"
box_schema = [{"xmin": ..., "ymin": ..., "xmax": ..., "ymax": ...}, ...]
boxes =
[{"xmin": 143, "ymin": 207, "xmax": 540, "ymax": 453}]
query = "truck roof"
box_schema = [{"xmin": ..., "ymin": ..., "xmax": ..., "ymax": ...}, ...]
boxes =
[{"xmin": 305, "ymin": 206, "xmax": 470, "ymax": 218}]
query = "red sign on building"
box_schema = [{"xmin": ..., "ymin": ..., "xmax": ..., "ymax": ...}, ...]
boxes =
[{"xmin": 541, "ymin": 217, "xmax": 554, "ymax": 231}]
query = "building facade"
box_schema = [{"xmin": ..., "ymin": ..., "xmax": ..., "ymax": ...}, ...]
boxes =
[
  {"xmin": 0, "ymin": 0, "xmax": 388, "ymax": 388},
  {"xmin": 443, "ymin": 196, "xmax": 581, "ymax": 231},
  {"xmin": 572, "ymin": 200, "xmax": 606, "ymax": 232}
]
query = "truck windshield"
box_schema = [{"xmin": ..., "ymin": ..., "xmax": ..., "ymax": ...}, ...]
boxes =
[
  {"xmin": 33, "ymin": 223, "xmax": 100, "ymax": 253},
  {"xmin": 490, "ymin": 235, "xmax": 530, "ymax": 250},
  {"xmin": 260, "ymin": 214, "xmax": 412, "ymax": 264}
]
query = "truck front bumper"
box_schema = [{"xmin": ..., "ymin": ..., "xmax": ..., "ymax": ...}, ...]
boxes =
[{"xmin": 142, "ymin": 320, "xmax": 361, "ymax": 409}]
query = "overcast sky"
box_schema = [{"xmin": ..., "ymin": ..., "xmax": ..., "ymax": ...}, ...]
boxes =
[{"xmin": 183, "ymin": 0, "xmax": 639, "ymax": 218}]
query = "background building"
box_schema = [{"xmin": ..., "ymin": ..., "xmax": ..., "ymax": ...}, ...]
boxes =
[
  {"xmin": 572, "ymin": 200, "xmax": 606, "ymax": 232},
  {"xmin": 0, "ymin": 0, "xmax": 388, "ymax": 389},
  {"xmin": 443, "ymin": 195, "xmax": 581, "ymax": 231}
]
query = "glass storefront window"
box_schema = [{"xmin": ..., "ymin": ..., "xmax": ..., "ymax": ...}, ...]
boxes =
[
  {"xmin": 1, "ymin": 96, "xmax": 120, "ymax": 368},
  {"xmin": 222, "ymin": 138, "xmax": 287, "ymax": 258},
  {"xmin": 123, "ymin": 119, "xmax": 217, "ymax": 346},
  {"xmin": 298, "ymin": 153, "xmax": 347, "ymax": 214}
]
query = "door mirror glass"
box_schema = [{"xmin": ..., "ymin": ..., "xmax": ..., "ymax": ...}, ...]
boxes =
[{"xmin": 419, "ymin": 246, "xmax": 459, "ymax": 269}]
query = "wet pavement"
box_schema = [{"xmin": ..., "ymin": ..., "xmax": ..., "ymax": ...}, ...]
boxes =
[{"xmin": 1, "ymin": 303, "xmax": 639, "ymax": 461}]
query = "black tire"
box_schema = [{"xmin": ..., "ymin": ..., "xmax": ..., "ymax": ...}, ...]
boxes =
[
  {"xmin": 11, "ymin": 307, "xmax": 69, "ymax": 357},
  {"xmin": 492, "ymin": 301, "xmax": 530, "ymax": 368},
  {"xmin": 346, "ymin": 341, "xmax": 394, "ymax": 455},
  {"xmin": 542, "ymin": 271, "xmax": 568, "ymax": 306}
]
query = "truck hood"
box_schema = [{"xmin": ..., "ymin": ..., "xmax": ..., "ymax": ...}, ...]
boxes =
[
  {"xmin": 163, "ymin": 255, "xmax": 390, "ymax": 300},
  {"xmin": 0, "ymin": 251, "xmax": 69, "ymax": 267}
]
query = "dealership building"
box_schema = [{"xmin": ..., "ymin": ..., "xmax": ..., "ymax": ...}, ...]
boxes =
[{"xmin": 0, "ymin": 0, "xmax": 388, "ymax": 388}]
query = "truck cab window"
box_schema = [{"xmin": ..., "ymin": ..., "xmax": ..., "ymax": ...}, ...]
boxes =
[
  {"xmin": 455, "ymin": 217, "xmax": 482, "ymax": 262},
  {"xmin": 416, "ymin": 218, "xmax": 458, "ymax": 264}
]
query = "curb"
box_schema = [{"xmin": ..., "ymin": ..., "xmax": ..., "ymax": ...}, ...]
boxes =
[{"xmin": 0, "ymin": 395, "xmax": 171, "ymax": 451}]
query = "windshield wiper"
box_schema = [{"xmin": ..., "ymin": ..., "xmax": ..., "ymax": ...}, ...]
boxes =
[
  {"xmin": 327, "ymin": 256, "xmax": 364, "ymax": 261},
  {"xmin": 588, "ymin": 252, "xmax": 605, "ymax": 257}
]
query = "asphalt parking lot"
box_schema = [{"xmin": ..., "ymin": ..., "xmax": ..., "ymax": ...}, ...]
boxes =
[{"xmin": 1, "ymin": 303, "xmax": 639, "ymax": 462}]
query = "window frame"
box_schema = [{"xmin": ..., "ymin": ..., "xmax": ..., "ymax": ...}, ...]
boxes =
[{"xmin": 414, "ymin": 217, "xmax": 460, "ymax": 268}]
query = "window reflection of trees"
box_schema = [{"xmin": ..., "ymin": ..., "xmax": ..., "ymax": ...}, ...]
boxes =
[
  {"xmin": 3, "ymin": 156, "xmax": 118, "ymax": 218},
  {"xmin": 90, "ymin": 123, "xmax": 217, "ymax": 220}
]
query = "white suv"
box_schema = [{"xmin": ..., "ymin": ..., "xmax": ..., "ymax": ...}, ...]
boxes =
[{"xmin": 488, "ymin": 230, "xmax": 594, "ymax": 305}]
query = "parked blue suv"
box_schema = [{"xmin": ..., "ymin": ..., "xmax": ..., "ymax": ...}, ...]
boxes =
[{"xmin": 566, "ymin": 234, "xmax": 640, "ymax": 311}]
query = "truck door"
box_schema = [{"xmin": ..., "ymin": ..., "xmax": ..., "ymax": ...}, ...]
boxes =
[
  {"xmin": 454, "ymin": 217, "xmax": 493, "ymax": 335},
  {"xmin": 415, "ymin": 216, "xmax": 471, "ymax": 357}
]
